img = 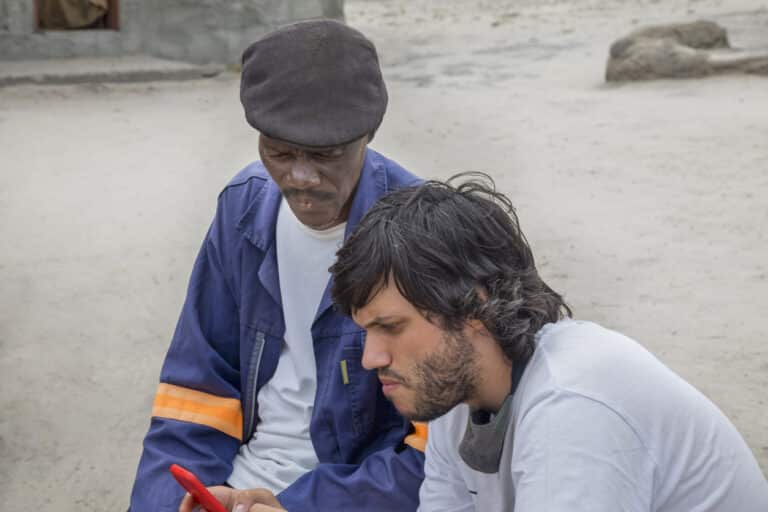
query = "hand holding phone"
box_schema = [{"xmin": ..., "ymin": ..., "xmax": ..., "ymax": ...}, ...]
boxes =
[{"xmin": 169, "ymin": 464, "xmax": 229, "ymax": 512}]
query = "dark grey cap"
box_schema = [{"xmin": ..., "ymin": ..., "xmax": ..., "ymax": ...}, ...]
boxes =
[{"xmin": 240, "ymin": 19, "xmax": 388, "ymax": 148}]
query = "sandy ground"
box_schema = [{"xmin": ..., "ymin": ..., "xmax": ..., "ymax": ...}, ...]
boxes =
[{"xmin": 1, "ymin": 0, "xmax": 766, "ymax": 509}]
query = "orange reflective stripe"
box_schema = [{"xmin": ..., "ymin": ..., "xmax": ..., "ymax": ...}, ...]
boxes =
[
  {"xmin": 404, "ymin": 421, "xmax": 428, "ymax": 452},
  {"xmin": 152, "ymin": 383, "xmax": 243, "ymax": 441}
]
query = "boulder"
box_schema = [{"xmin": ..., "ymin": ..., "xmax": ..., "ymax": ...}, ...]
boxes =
[{"xmin": 606, "ymin": 20, "xmax": 768, "ymax": 82}]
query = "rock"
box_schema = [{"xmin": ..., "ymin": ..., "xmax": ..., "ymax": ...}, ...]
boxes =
[
  {"xmin": 610, "ymin": 20, "xmax": 729, "ymax": 59},
  {"xmin": 607, "ymin": 38, "xmax": 712, "ymax": 81},
  {"xmin": 708, "ymin": 50, "xmax": 768, "ymax": 76},
  {"xmin": 606, "ymin": 20, "xmax": 768, "ymax": 82}
]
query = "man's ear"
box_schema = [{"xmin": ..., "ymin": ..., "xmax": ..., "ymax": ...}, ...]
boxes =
[{"xmin": 465, "ymin": 318, "xmax": 491, "ymax": 339}]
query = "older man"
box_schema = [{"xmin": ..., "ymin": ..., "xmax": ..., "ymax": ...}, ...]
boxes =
[
  {"xmin": 129, "ymin": 20, "xmax": 424, "ymax": 512},
  {"xmin": 330, "ymin": 174, "xmax": 768, "ymax": 511}
]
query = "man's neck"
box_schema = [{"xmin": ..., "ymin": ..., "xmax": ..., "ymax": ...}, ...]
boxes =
[{"xmin": 469, "ymin": 336, "xmax": 513, "ymax": 413}]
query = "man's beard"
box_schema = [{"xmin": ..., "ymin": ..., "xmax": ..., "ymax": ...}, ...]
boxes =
[{"xmin": 406, "ymin": 329, "xmax": 480, "ymax": 422}]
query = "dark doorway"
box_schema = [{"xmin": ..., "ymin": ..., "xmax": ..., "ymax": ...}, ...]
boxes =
[{"xmin": 35, "ymin": 0, "xmax": 120, "ymax": 30}]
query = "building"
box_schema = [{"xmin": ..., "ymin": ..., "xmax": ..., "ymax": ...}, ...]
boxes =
[{"xmin": 0, "ymin": 0, "xmax": 345, "ymax": 63}]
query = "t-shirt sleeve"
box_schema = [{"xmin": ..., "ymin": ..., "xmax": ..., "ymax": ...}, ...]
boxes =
[
  {"xmin": 511, "ymin": 391, "xmax": 656, "ymax": 512},
  {"xmin": 417, "ymin": 416, "xmax": 475, "ymax": 512}
]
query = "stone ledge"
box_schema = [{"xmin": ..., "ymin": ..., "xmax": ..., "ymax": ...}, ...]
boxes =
[{"xmin": 0, "ymin": 55, "xmax": 223, "ymax": 86}]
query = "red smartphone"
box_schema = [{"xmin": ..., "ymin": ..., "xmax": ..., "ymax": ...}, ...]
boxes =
[{"xmin": 169, "ymin": 463, "xmax": 228, "ymax": 512}]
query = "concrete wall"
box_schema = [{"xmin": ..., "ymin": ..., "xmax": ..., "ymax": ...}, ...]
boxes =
[
  {"xmin": 0, "ymin": 0, "xmax": 345, "ymax": 63},
  {"xmin": 144, "ymin": 0, "xmax": 344, "ymax": 63},
  {"xmin": 0, "ymin": 0, "xmax": 145, "ymax": 60}
]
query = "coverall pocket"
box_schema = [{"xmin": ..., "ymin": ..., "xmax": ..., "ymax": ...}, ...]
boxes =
[{"xmin": 339, "ymin": 332, "xmax": 402, "ymax": 439}]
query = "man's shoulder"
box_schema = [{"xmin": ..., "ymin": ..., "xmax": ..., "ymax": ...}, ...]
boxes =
[
  {"xmin": 204, "ymin": 161, "xmax": 280, "ymax": 247},
  {"xmin": 530, "ymin": 320, "xmax": 660, "ymax": 385},
  {"xmin": 429, "ymin": 404, "xmax": 470, "ymax": 450},
  {"xmin": 214, "ymin": 161, "xmax": 275, "ymax": 216},
  {"xmin": 220, "ymin": 161, "xmax": 271, "ymax": 197},
  {"xmin": 367, "ymin": 148, "xmax": 422, "ymax": 190}
]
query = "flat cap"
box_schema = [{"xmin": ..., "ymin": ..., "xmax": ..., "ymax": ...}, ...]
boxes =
[{"xmin": 240, "ymin": 19, "xmax": 388, "ymax": 148}]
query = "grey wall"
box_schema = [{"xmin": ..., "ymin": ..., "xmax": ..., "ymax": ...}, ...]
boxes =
[
  {"xmin": 0, "ymin": 0, "xmax": 345, "ymax": 63},
  {"xmin": 0, "ymin": 0, "xmax": 144, "ymax": 60}
]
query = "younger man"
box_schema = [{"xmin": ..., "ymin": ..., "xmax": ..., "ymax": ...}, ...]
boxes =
[{"xmin": 330, "ymin": 173, "xmax": 768, "ymax": 511}]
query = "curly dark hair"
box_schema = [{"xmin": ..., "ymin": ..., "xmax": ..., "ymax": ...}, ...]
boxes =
[{"xmin": 330, "ymin": 172, "xmax": 571, "ymax": 363}]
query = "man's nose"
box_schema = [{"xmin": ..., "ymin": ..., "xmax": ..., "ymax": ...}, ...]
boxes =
[
  {"xmin": 286, "ymin": 155, "xmax": 321, "ymax": 189},
  {"xmin": 361, "ymin": 333, "xmax": 392, "ymax": 371}
]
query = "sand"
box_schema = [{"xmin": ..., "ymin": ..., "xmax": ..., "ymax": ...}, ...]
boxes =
[{"xmin": 0, "ymin": 0, "xmax": 766, "ymax": 509}]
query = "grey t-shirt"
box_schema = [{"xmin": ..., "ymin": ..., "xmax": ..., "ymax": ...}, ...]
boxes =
[{"xmin": 418, "ymin": 320, "xmax": 768, "ymax": 512}]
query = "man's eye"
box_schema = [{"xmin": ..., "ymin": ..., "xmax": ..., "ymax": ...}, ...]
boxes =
[
  {"xmin": 380, "ymin": 324, "xmax": 401, "ymax": 334},
  {"xmin": 269, "ymin": 152, "xmax": 293, "ymax": 160},
  {"xmin": 311, "ymin": 151, "xmax": 342, "ymax": 161}
]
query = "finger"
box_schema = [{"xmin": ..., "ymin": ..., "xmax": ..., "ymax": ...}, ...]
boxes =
[
  {"xmin": 201, "ymin": 485, "xmax": 237, "ymax": 511},
  {"xmin": 231, "ymin": 488, "xmax": 282, "ymax": 510},
  {"xmin": 247, "ymin": 489, "xmax": 281, "ymax": 507},
  {"xmin": 179, "ymin": 486, "xmax": 233, "ymax": 511},
  {"xmin": 179, "ymin": 492, "xmax": 196, "ymax": 512},
  {"xmin": 207, "ymin": 486, "xmax": 235, "ymax": 508},
  {"xmin": 248, "ymin": 505, "xmax": 285, "ymax": 512}
]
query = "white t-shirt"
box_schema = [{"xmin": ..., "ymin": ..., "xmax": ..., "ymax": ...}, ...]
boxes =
[
  {"xmin": 419, "ymin": 319, "xmax": 768, "ymax": 512},
  {"xmin": 228, "ymin": 199, "xmax": 346, "ymax": 493}
]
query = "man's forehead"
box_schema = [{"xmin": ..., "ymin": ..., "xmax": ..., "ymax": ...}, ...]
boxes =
[
  {"xmin": 260, "ymin": 133, "xmax": 351, "ymax": 153},
  {"xmin": 351, "ymin": 302, "xmax": 377, "ymax": 326},
  {"xmin": 351, "ymin": 280, "xmax": 413, "ymax": 325}
]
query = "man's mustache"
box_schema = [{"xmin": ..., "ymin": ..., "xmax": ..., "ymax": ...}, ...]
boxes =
[
  {"xmin": 283, "ymin": 189, "xmax": 335, "ymax": 202},
  {"xmin": 378, "ymin": 368, "xmax": 408, "ymax": 386}
]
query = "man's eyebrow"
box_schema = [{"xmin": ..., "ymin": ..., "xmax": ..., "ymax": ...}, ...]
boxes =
[
  {"xmin": 312, "ymin": 147, "xmax": 343, "ymax": 155},
  {"xmin": 261, "ymin": 139, "xmax": 287, "ymax": 151},
  {"xmin": 264, "ymin": 137, "xmax": 344, "ymax": 153},
  {"xmin": 360, "ymin": 316, "xmax": 402, "ymax": 329},
  {"xmin": 305, "ymin": 143, "xmax": 347, "ymax": 155}
]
